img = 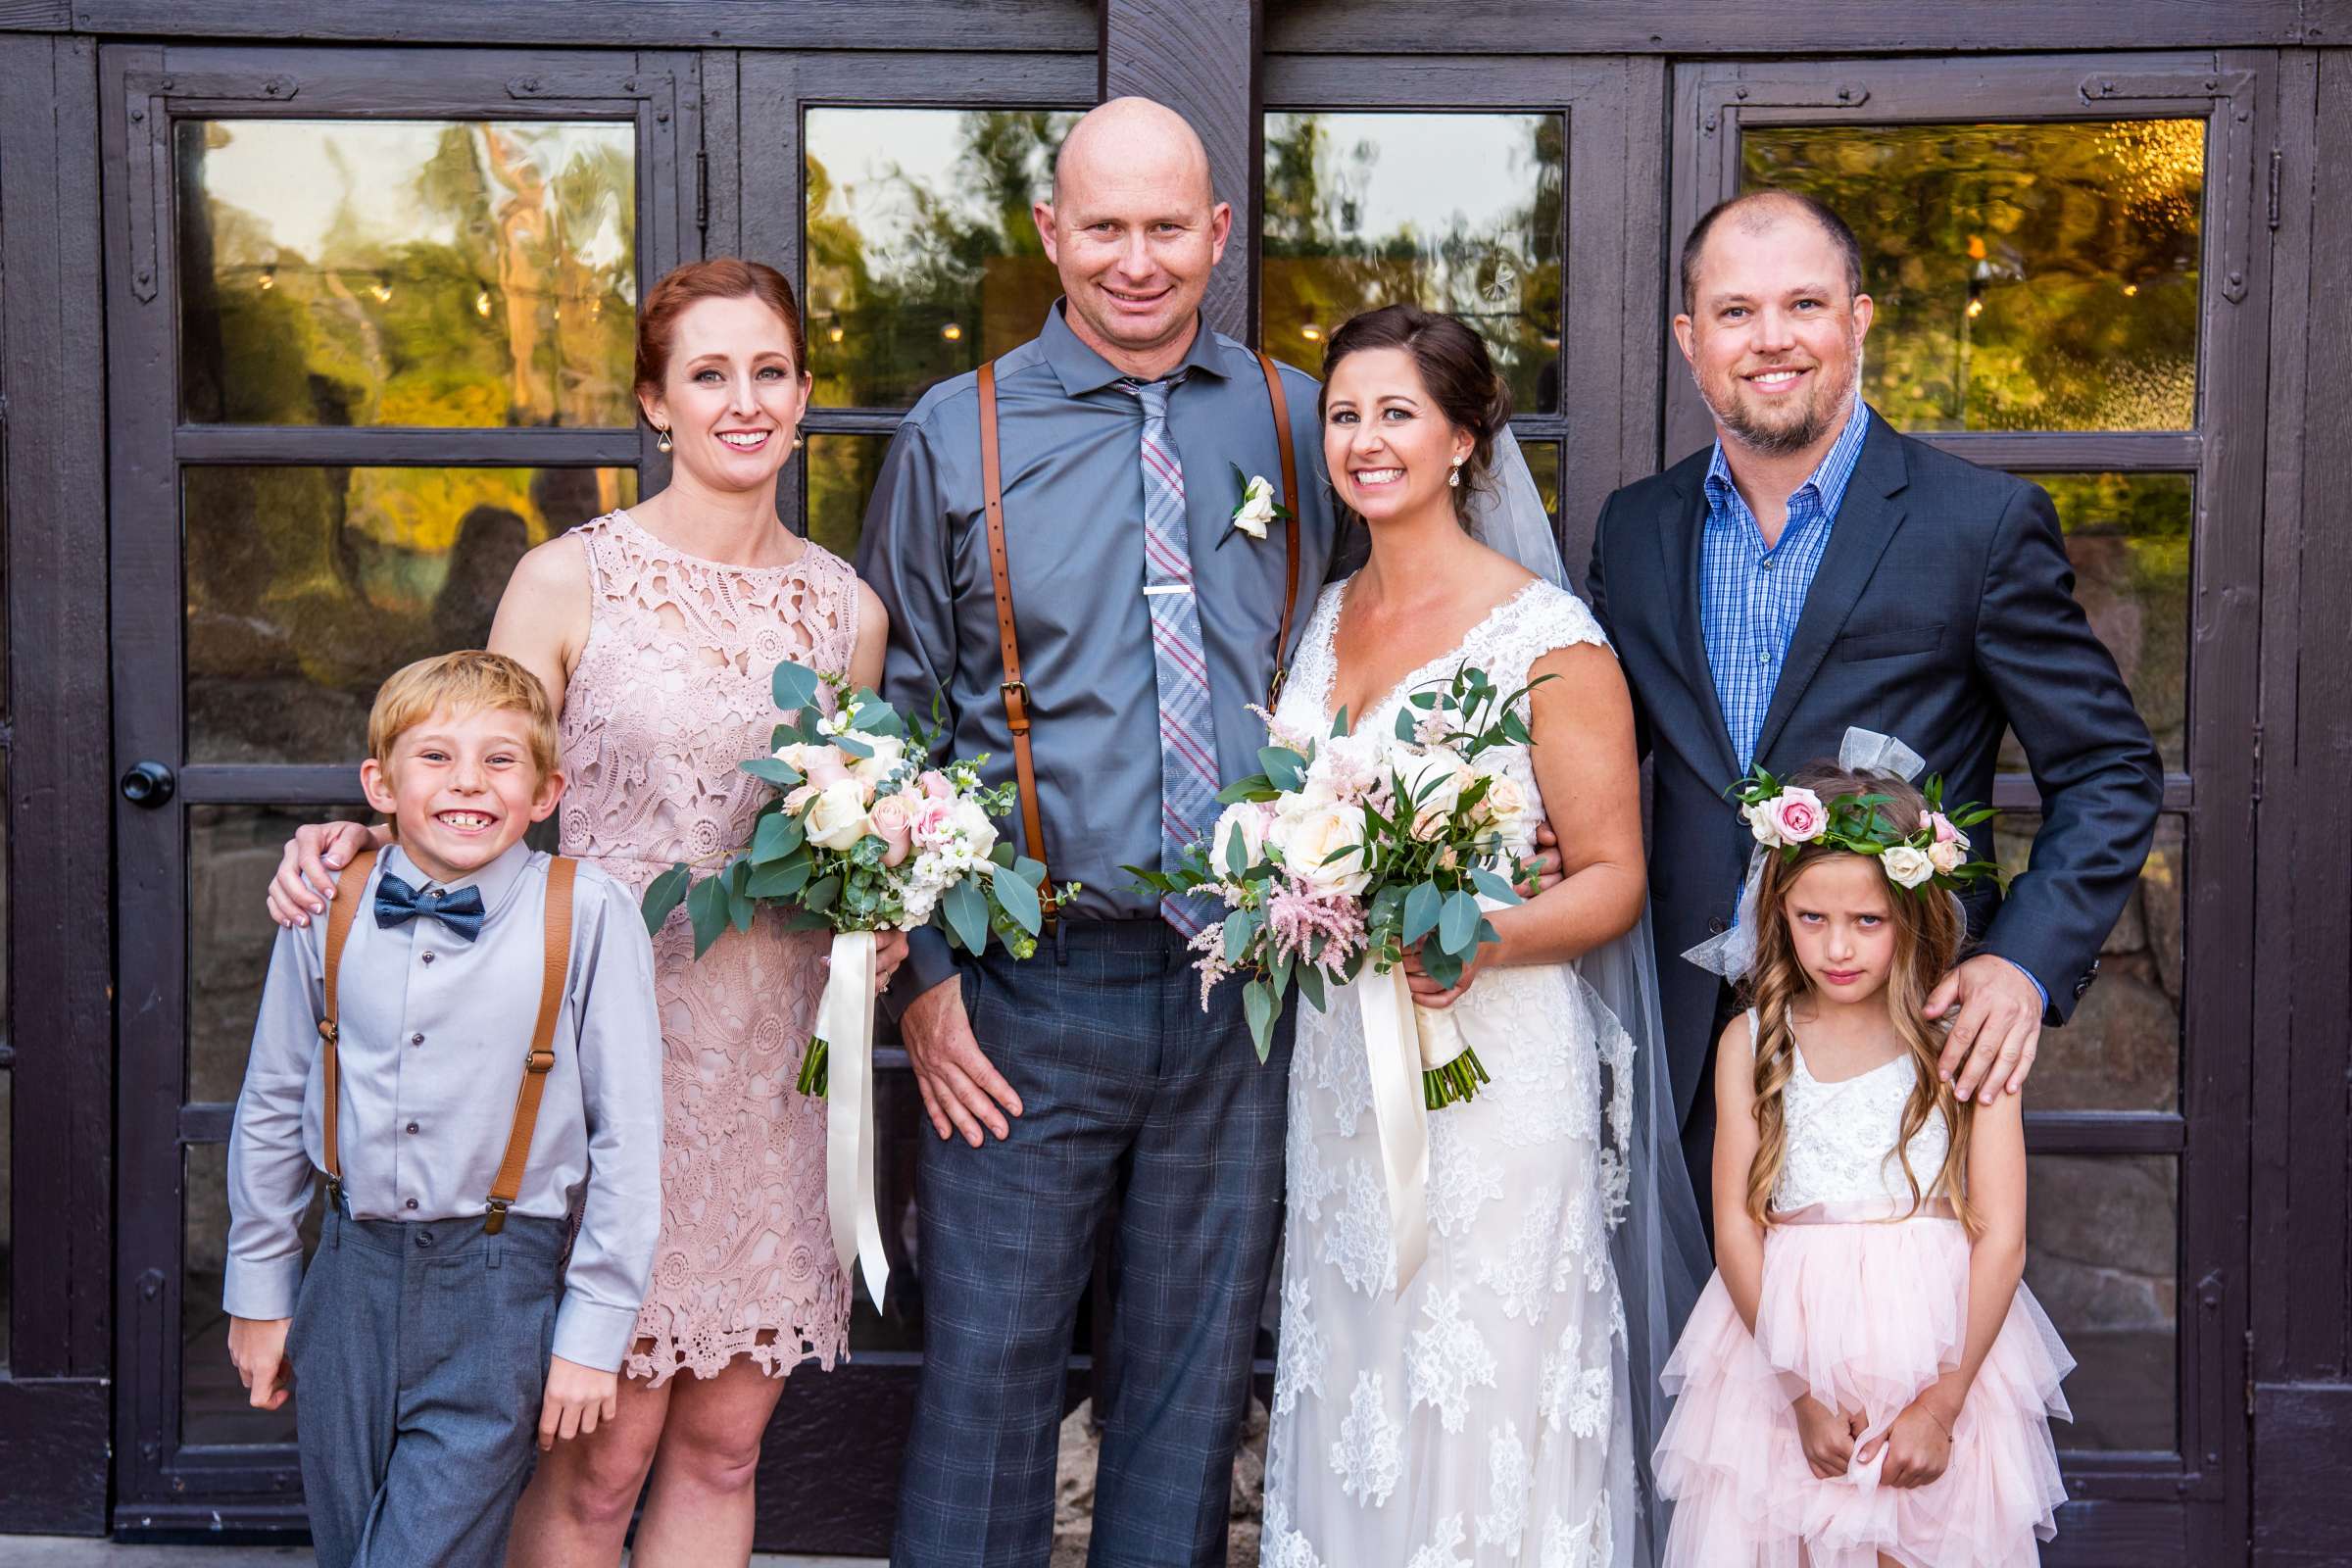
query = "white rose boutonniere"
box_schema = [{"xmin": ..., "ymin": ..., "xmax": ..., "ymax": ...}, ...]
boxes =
[{"xmin": 1223, "ymin": 465, "xmax": 1290, "ymax": 547}]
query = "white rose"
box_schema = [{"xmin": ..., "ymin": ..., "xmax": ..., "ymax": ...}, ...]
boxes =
[
  {"xmin": 848, "ymin": 733, "xmax": 906, "ymax": 787},
  {"xmin": 803, "ymin": 778, "xmax": 874, "ymax": 852},
  {"xmin": 1212, "ymin": 802, "xmax": 1271, "ymax": 872},
  {"xmin": 1275, "ymin": 803, "xmax": 1371, "ymax": 899},
  {"xmin": 1482, "ymin": 771, "xmax": 1531, "ymax": 846},
  {"xmin": 950, "ymin": 797, "xmax": 999, "ymax": 859},
  {"xmin": 1927, "ymin": 838, "xmax": 1965, "ymax": 875},
  {"xmin": 1742, "ymin": 800, "xmax": 1784, "ymax": 848},
  {"xmin": 1882, "ymin": 846, "xmax": 1936, "ymax": 889},
  {"xmin": 1233, "ymin": 475, "xmax": 1277, "ymax": 540},
  {"xmin": 1400, "ymin": 746, "xmax": 1473, "ymax": 839}
]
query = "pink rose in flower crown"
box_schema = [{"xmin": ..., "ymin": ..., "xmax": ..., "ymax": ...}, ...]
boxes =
[
  {"xmin": 1927, "ymin": 838, "xmax": 1965, "ymax": 875},
  {"xmin": 918, "ymin": 769, "xmax": 955, "ymax": 802},
  {"xmin": 1921, "ymin": 808, "xmax": 1966, "ymax": 848},
  {"xmin": 869, "ymin": 792, "xmax": 918, "ymax": 868},
  {"xmin": 1764, "ymin": 786, "xmax": 1827, "ymax": 845}
]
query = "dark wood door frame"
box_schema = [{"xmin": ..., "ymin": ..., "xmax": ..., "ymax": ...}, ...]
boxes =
[
  {"xmin": 1669, "ymin": 50, "xmax": 2276, "ymax": 1566},
  {"xmin": 100, "ymin": 41, "xmax": 693, "ymax": 1534}
]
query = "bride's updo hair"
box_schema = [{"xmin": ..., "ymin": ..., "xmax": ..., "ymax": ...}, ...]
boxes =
[{"xmin": 1319, "ymin": 303, "xmax": 1514, "ymax": 530}]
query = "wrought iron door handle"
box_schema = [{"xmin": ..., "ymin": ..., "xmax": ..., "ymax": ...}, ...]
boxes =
[{"xmin": 120, "ymin": 760, "xmax": 176, "ymax": 808}]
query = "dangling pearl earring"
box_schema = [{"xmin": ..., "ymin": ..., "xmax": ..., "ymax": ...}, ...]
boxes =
[
  {"xmin": 1447, "ymin": 458, "xmax": 1463, "ymax": 489},
  {"xmin": 656, "ymin": 424, "xmax": 673, "ymax": 454},
  {"xmin": 792, "ymin": 434, "xmax": 804, "ymax": 451}
]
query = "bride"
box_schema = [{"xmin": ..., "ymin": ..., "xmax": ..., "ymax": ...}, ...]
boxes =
[{"xmin": 1259, "ymin": 305, "xmax": 1705, "ymax": 1566}]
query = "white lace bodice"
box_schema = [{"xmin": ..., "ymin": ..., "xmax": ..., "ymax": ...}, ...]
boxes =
[
  {"xmin": 1755, "ymin": 1011, "xmax": 1952, "ymax": 1213},
  {"xmin": 1277, "ymin": 575, "xmax": 1613, "ymax": 856}
]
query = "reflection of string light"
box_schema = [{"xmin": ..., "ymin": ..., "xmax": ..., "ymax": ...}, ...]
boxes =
[
  {"xmin": 1300, "ymin": 325, "xmax": 1322, "ymax": 341},
  {"xmin": 1966, "ymin": 298, "xmax": 1984, "ymax": 318},
  {"xmin": 828, "ymin": 325, "xmax": 846, "ymax": 343},
  {"xmin": 590, "ymin": 298, "xmax": 602, "ymax": 317},
  {"xmin": 552, "ymin": 308, "xmax": 562, "ymax": 321},
  {"xmin": 368, "ymin": 279, "xmax": 393, "ymax": 303},
  {"xmin": 259, "ymin": 265, "xmax": 276, "ymax": 291},
  {"xmin": 941, "ymin": 322, "xmax": 962, "ymax": 341},
  {"xmin": 474, "ymin": 290, "xmax": 493, "ymax": 318},
  {"xmin": 2123, "ymin": 283, "xmax": 2139, "ymax": 297}
]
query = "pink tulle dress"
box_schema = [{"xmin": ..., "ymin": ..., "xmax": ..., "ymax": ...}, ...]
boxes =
[{"xmin": 1654, "ymin": 1011, "xmax": 2073, "ymax": 1568}]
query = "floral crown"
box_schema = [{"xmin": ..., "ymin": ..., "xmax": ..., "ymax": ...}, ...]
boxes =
[{"xmin": 1729, "ymin": 765, "xmax": 2005, "ymax": 894}]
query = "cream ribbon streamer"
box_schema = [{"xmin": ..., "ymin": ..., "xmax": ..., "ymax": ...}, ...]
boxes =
[
  {"xmin": 817, "ymin": 930, "xmax": 890, "ymax": 1309},
  {"xmin": 1351, "ymin": 964, "xmax": 1432, "ymax": 1293}
]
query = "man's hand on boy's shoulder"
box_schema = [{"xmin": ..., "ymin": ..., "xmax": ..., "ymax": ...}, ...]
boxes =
[
  {"xmin": 539, "ymin": 1355, "xmax": 619, "ymax": 1450},
  {"xmin": 227, "ymin": 1315, "xmax": 294, "ymax": 1411}
]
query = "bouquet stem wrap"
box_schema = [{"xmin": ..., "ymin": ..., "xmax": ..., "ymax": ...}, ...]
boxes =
[
  {"xmin": 1351, "ymin": 964, "xmax": 1432, "ymax": 1293},
  {"xmin": 816, "ymin": 931, "xmax": 889, "ymax": 1309}
]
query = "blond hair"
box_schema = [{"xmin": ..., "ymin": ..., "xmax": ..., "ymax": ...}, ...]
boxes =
[
  {"xmin": 367, "ymin": 651, "xmax": 560, "ymax": 782},
  {"xmin": 1740, "ymin": 761, "xmax": 1979, "ymax": 1236}
]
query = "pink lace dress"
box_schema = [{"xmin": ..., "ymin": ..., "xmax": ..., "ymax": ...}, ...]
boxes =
[{"xmin": 558, "ymin": 509, "xmax": 858, "ymax": 1385}]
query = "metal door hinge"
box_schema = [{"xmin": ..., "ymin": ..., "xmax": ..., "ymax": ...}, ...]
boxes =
[
  {"xmin": 120, "ymin": 71, "xmax": 303, "ymax": 305},
  {"xmin": 696, "ymin": 148, "xmax": 710, "ymax": 238},
  {"xmin": 2244, "ymin": 1328, "xmax": 2256, "ymax": 1419},
  {"xmin": 2081, "ymin": 70, "xmax": 2259, "ymax": 303},
  {"xmin": 2269, "ymin": 148, "xmax": 2282, "ymax": 230}
]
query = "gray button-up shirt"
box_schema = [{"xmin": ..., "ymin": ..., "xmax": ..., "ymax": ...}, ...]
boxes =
[
  {"xmin": 858, "ymin": 303, "xmax": 1348, "ymax": 1002},
  {"xmin": 224, "ymin": 842, "xmax": 663, "ymax": 1372}
]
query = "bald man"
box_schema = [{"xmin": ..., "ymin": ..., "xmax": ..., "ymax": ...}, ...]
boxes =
[
  {"xmin": 857, "ymin": 98, "xmax": 1343, "ymax": 1565},
  {"xmin": 1584, "ymin": 188, "xmax": 2160, "ymax": 1227}
]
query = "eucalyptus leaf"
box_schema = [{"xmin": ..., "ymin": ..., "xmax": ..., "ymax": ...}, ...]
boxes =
[
  {"xmin": 1244, "ymin": 979, "xmax": 1277, "ymax": 1063},
  {"xmin": 1395, "ymin": 707, "xmax": 1419, "ymax": 743},
  {"xmin": 1012, "ymin": 855, "xmax": 1048, "ymax": 887},
  {"xmin": 830, "ymin": 731, "xmax": 874, "ymax": 760},
  {"xmin": 771, "ymin": 659, "xmax": 824, "ymax": 714},
  {"xmin": 1401, "ymin": 881, "xmax": 1443, "ymax": 946},
  {"xmin": 1331, "ymin": 707, "xmax": 1351, "ymax": 737},
  {"xmin": 942, "ymin": 876, "xmax": 989, "ymax": 955},
  {"xmin": 1258, "ymin": 746, "xmax": 1306, "ymax": 793},
  {"xmin": 1470, "ymin": 867, "xmax": 1524, "ymax": 906},
  {"xmin": 739, "ymin": 757, "xmax": 802, "ymax": 788},
  {"xmin": 640, "ymin": 862, "xmax": 692, "ymax": 936},
  {"xmin": 991, "ymin": 860, "xmax": 1042, "ymax": 934},
  {"xmin": 688, "ymin": 874, "xmax": 731, "ymax": 957},
  {"xmin": 1223, "ymin": 908, "xmax": 1256, "ymax": 962},
  {"xmin": 801, "ymin": 874, "xmax": 843, "ymax": 914},
  {"xmin": 1439, "ymin": 889, "xmax": 1481, "ymax": 955},
  {"xmin": 752, "ymin": 810, "xmax": 804, "ymax": 865},
  {"xmin": 1296, "ymin": 963, "xmax": 1327, "ymax": 1013}
]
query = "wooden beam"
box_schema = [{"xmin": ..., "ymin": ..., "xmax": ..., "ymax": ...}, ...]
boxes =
[{"xmin": 1100, "ymin": 0, "xmax": 1261, "ymax": 344}]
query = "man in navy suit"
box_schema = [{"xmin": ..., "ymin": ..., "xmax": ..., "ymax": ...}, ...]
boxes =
[{"xmin": 1587, "ymin": 190, "xmax": 2162, "ymax": 1219}]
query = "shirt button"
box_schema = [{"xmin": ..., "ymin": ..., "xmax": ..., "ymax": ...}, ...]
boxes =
[
  {"xmin": 410, "ymin": 1033, "xmax": 424, "ymax": 1047},
  {"xmin": 420, "ymin": 952, "xmax": 436, "ymax": 966},
  {"xmin": 415, "ymin": 1229, "xmax": 432, "ymax": 1248},
  {"xmin": 406, "ymin": 1122, "xmax": 419, "ymax": 1135},
  {"xmin": 404, "ymin": 1198, "xmax": 419, "ymax": 1210}
]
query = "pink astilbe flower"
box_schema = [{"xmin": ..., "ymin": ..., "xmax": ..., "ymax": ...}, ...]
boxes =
[{"xmin": 1263, "ymin": 875, "xmax": 1369, "ymax": 975}]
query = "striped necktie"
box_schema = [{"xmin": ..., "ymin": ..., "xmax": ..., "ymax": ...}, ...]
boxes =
[{"xmin": 1120, "ymin": 375, "xmax": 1221, "ymax": 937}]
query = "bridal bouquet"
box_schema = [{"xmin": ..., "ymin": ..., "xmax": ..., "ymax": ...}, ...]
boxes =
[
  {"xmin": 639, "ymin": 658, "xmax": 1070, "ymax": 1306},
  {"xmin": 1131, "ymin": 663, "xmax": 1546, "ymax": 1109}
]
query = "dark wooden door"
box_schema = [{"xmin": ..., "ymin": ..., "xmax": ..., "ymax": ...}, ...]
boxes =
[
  {"xmin": 1670, "ymin": 50, "xmax": 2277, "ymax": 1564},
  {"xmin": 101, "ymin": 41, "xmax": 685, "ymax": 1533}
]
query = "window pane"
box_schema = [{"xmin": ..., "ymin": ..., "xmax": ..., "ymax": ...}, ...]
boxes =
[
  {"xmin": 1264, "ymin": 113, "xmax": 1564, "ymax": 415},
  {"xmin": 1519, "ymin": 437, "xmax": 1562, "ymax": 525},
  {"xmin": 1991, "ymin": 813, "xmax": 2183, "ymax": 1112},
  {"xmin": 184, "ymin": 466, "xmax": 636, "ymax": 764},
  {"xmin": 1742, "ymin": 122, "xmax": 2203, "ymax": 432},
  {"xmin": 178, "ymin": 120, "xmax": 638, "ymax": 427},
  {"xmin": 1998, "ymin": 471, "xmax": 2192, "ymax": 773},
  {"xmin": 183, "ymin": 1139, "xmax": 321, "ymax": 1446},
  {"xmin": 2025, "ymin": 1154, "xmax": 2177, "ymax": 1451},
  {"xmin": 190, "ymin": 805, "xmax": 344, "ymax": 1106},
  {"xmin": 806, "ymin": 433, "xmax": 891, "ymax": 564},
  {"xmin": 807, "ymin": 110, "xmax": 1081, "ymax": 410}
]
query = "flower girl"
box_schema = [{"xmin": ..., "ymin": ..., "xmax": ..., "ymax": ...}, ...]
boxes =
[{"xmin": 1654, "ymin": 742, "xmax": 2074, "ymax": 1567}]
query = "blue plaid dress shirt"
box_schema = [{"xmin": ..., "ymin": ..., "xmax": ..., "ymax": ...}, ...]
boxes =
[{"xmin": 1699, "ymin": 396, "xmax": 1873, "ymax": 771}]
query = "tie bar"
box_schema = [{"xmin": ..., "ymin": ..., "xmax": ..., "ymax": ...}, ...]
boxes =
[{"xmin": 1143, "ymin": 583, "xmax": 1194, "ymax": 597}]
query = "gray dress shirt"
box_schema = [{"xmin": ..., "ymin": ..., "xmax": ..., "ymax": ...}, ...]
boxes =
[
  {"xmin": 224, "ymin": 841, "xmax": 664, "ymax": 1373},
  {"xmin": 858, "ymin": 302, "xmax": 1348, "ymax": 1004}
]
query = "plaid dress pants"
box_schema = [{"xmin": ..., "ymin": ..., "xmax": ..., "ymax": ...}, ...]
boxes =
[{"xmin": 894, "ymin": 918, "xmax": 1294, "ymax": 1567}]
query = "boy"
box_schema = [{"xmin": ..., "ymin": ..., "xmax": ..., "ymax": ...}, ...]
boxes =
[{"xmin": 223, "ymin": 651, "xmax": 662, "ymax": 1568}]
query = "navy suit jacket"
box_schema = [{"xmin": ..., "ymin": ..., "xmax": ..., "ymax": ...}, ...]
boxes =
[{"xmin": 1587, "ymin": 414, "xmax": 2163, "ymax": 1127}]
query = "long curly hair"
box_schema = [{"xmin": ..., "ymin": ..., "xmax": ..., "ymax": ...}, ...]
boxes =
[{"xmin": 1740, "ymin": 761, "xmax": 1978, "ymax": 1235}]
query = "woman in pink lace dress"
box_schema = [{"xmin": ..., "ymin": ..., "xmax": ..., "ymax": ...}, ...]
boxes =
[{"xmin": 266, "ymin": 261, "xmax": 901, "ymax": 1567}]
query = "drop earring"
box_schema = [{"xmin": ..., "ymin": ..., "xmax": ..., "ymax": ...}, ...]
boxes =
[
  {"xmin": 656, "ymin": 424, "xmax": 673, "ymax": 454},
  {"xmin": 1447, "ymin": 458, "xmax": 1463, "ymax": 488}
]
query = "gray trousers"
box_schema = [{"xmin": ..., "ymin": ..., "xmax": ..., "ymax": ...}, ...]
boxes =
[
  {"xmin": 286, "ymin": 1203, "xmax": 565, "ymax": 1568},
  {"xmin": 895, "ymin": 919, "xmax": 1295, "ymax": 1568}
]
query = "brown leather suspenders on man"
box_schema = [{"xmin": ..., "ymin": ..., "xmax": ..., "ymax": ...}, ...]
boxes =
[
  {"xmin": 976, "ymin": 351, "xmax": 1301, "ymax": 923},
  {"xmin": 318, "ymin": 847, "xmax": 578, "ymax": 1234}
]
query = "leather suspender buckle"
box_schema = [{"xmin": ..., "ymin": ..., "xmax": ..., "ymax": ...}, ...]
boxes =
[
  {"xmin": 525, "ymin": 1047, "xmax": 557, "ymax": 1075},
  {"xmin": 483, "ymin": 1197, "xmax": 509, "ymax": 1236},
  {"xmin": 999, "ymin": 678, "xmax": 1032, "ymax": 733}
]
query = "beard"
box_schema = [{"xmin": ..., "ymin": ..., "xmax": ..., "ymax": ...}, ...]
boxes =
[{"xmin": 1697, "ymin": 340, "xmax": 1864, "ymax": 458}]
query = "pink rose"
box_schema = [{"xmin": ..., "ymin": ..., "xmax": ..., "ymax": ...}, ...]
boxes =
[
  {"xmin": 909, "ymin": 795, "xmax": 960, "ymax": 848},
  {"xmin": 1766, "ymin": 787, "xmax": 1827, "ymax": 844},
  {"xmin": 1925, "ymin": 809, "xmax": 1964, "ymax": 847},
  {"xmin": 802, "ymin": 749, "xmax": 854, "ymax": 790},
  {"xmin": 782, "ymin": 783, "xmax": 818, "ymax": 815},
  {"xmin": 919, "ymin": 769, "xmax": 956, "ymax": 802},
  {"xmin": 870, "ymin": 792, "xmax": 918, "ymax": 867}
]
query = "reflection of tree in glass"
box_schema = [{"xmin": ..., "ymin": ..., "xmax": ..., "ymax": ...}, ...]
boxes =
[
  {"xmin": 805, "ymin": 109, "xmax": 1075, "ymax": 411},
  {"xmin": 1743, "ymin": 122, "xmax": 2202, "ymax": 432},
  {"xmin": 1260, "ymin": 113, "xmax": 1564, "ymax": 415}
]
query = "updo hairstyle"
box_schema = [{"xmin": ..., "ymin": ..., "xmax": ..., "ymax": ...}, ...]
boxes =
[
  {"xmin": 632, "ymin": 258, "xmax": 809, "ymax": 419},
  {"xmin": 1318, "ymin": 303, "xmax": 1514, "ymax": 530}
]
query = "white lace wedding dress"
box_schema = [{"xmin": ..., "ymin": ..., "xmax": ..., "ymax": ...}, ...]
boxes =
[{"xmin": 1260, "ymin": 575, "xmax": 1641, "ymax": 1568}]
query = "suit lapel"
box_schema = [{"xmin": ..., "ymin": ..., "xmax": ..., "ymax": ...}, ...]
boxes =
[
  {"xmin": 1655, "ymin": 465, "xmax": 1739, "ymax": 781},
  {"xmin": 1750, "ymin": 419, "xmax": 1912, "ymax": 766}
]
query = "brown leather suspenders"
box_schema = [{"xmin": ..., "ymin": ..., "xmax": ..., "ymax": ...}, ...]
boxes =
[
  {"xmin": 976, "ymin": 350, "xmax": 1302, "ymax": 922},
  {"xmin": 318, "ymin": 848, "xmax": 577, "ymax": 1234}
]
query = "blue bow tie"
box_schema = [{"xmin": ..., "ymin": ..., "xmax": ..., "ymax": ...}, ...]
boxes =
[{"xmin": 373, "ymin": 872, "xmax": 487, "ymax": 943}]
